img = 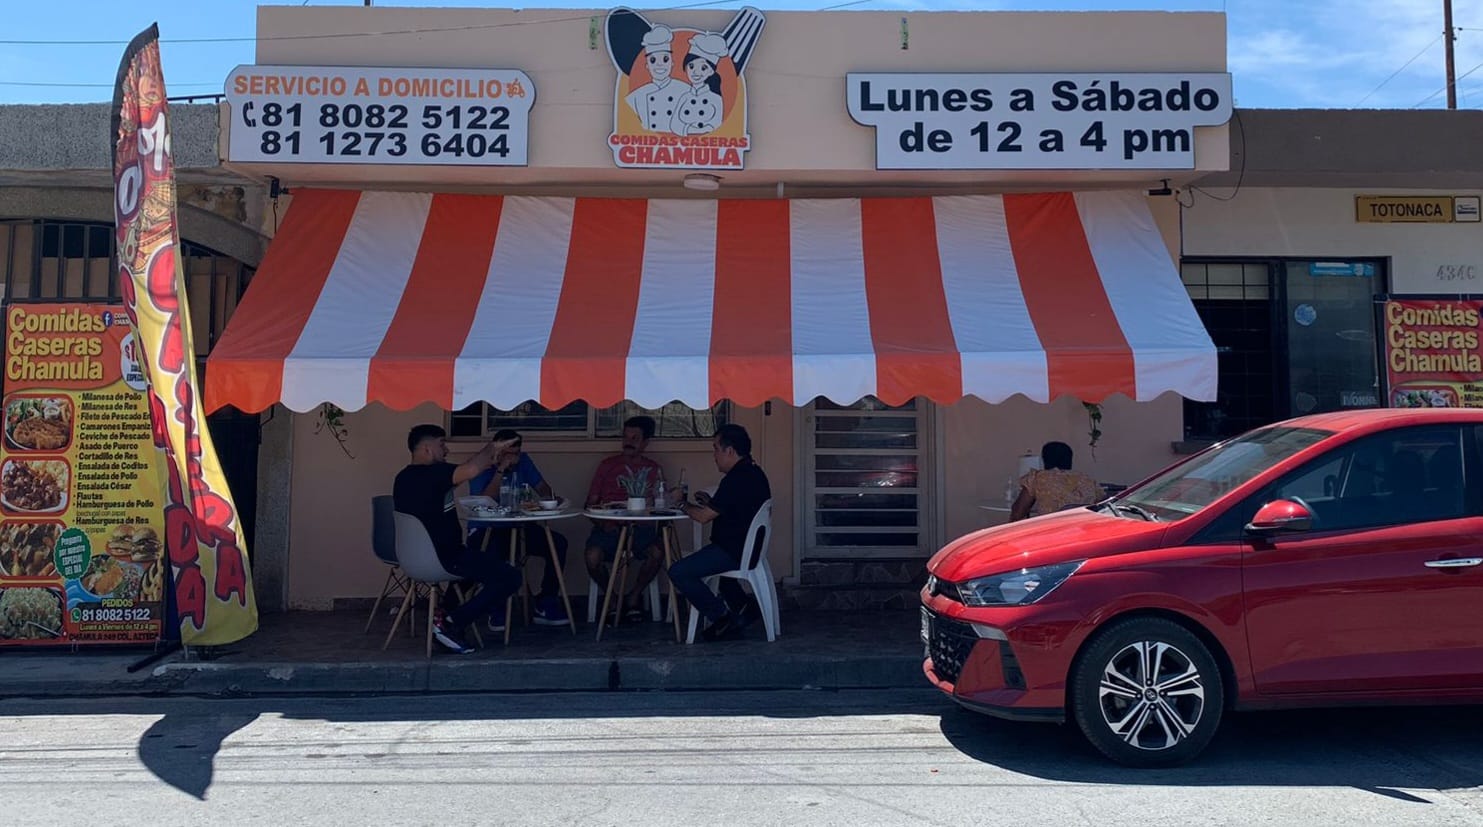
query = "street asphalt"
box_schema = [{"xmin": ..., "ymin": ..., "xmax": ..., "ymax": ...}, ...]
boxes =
[{"xmin": 3, "ymin": 689, "xmax": 1483, "ymax": 825}]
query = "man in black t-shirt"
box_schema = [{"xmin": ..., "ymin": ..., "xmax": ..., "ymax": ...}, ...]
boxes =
[
  {"xmin": 393, "ymin": 424, "xmax": 521, "ymax": 653},
  {"xmin": 670, "ymin": 423, "xmax": 772, "ymax": 642}
]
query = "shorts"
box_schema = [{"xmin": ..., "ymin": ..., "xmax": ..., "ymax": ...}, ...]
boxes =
[{"xmin": 586, "ymin": 524, "xmax": 659, "ymax": 561}]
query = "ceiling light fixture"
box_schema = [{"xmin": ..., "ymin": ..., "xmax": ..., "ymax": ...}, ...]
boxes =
[{"xmin": 683, "ymin": 173, "xmax": 721, "ymax": 192}]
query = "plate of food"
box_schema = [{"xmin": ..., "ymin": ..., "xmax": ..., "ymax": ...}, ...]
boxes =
[
  {"xmin": 0, "ymin": 585, "xmax": 64, "ymax": 640},
  {"xmin": 459, "ymin": 495, "xmax": 496, "ymax": 510},
  {"xmin": 0, "ymin": 459, "xmax": 68, "ymax": 514},
  {"xmin": 3, "ymin": 396, "xmax": 72, "ymax": 452},
  {"xmin": 0, "ymin": 521, "xmax": 61, "ymax": 578}
]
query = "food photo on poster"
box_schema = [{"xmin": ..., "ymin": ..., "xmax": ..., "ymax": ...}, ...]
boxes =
[{"xmin": 0, "ymin": 303, "xmax": 169, "ymax": 646}]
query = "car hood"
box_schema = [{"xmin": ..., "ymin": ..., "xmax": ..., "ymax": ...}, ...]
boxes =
[{"xmin": 928, "ymin": 507, "xmax": 1169, "ymax": 583}]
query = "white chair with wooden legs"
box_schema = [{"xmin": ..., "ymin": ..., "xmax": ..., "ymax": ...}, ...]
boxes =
[
  {"xmin": 685, "ymin": 499, "xmax": 781, "ymax": 644},
  {"xmin": 385, "ymin": 512, "xmax": 483, "ymax": 657}
]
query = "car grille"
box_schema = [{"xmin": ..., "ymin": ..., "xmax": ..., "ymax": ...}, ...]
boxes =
[{"xmin": 925, "ymin": 610, "xmax": 978, "ymax": 684}]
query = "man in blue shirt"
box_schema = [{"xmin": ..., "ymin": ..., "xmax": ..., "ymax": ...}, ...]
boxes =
[{"xmin": 467, "ymin": 429, "xmax": 571, "ymax": 629}]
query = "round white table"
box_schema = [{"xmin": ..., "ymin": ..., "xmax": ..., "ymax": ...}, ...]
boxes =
[
  {"xmin": 468, "ymin": 508, "xmax": 581, "ymax": 643},
  {"xmin": 583, "ymin": 507, "xmax": 691, "ymax": 643}
]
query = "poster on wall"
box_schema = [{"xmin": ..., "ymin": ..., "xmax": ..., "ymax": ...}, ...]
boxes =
[
  {"xmin": 0, "ymin": 304, "xmax": 167, "ymax": 646},
  {"xmin": 604, "ymin": 6, "xmax": 765, "ymax": 170},
  {"xmin": 1383, "ymin": 299, "xmax": 1483, "ymax": 408}
]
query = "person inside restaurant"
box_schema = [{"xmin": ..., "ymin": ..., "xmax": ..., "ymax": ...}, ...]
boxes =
[
  {"xmin": 583, "ymin": 415, "xmax": 666, "ymax": 622},
  {"xmin": 467, "ymin": 429, "xmax": 570, "ymax": 630},
  {"xmin": 1009, "ymin": 440, "xmax": 1105, "ymax": 521},
  {"xmin": 393, "ymin": 425, "xmax": 522, "ymax": 654},
  {"xmin": 670, "ymin": 423, "xmax": 771, "ymax": 642}
]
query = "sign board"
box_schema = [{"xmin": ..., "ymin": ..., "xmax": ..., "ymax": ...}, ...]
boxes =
[
  {"xmin": 1383, "ymin": 299, "xmax": 1483, "ymax": 408},
  {"xmin": 1355, "ymin": 195, "xmax": 1481, "ymax": 223},
  {"xmin": 847, "ymin": 73, "xmax": 1233, "ymax": 170},
  {"xmin": 0, "ymin": 304, "xmax": 168, "ymax": 647},
  {"xmin": 603, "ymin": 6, "xmax": 766, "ymax": 170},
  {"xmin": 225, "ymin": 65, "xmax": 535, "ymax": 166}
]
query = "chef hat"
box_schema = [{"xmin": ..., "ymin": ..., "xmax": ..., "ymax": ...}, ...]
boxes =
[
  {"xmin": 643, "ymin": 25, "xmax": 674, "ymax": 53},
  {"xmin": 687, "ymin": 33, "xmax": 728, "ymax": 65}
]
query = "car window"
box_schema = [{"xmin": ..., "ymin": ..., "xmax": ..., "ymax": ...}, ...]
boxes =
[
  {"xmin": 1118, "ymin": 426, "xmax": 1331, "ymax": 520},
  {"xmin": 1242, "ymin": 425, "xmax": 1468, "ymax": 535}
]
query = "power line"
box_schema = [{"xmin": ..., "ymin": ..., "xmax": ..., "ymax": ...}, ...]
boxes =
[
  {"xmin": 0, "ymin": 0, "xmax": 741, "ymax": 47},
  {"xmin": 1413, "ymin": 58, "xmax": 1483, "ymax": 107},
  {"xmin": 0, "ymin": 80, "xmax": 218, "ymax": 88},
  {"xmin": 1356, "ymin": 33, "xmax": 1441, "ymax": 105}
]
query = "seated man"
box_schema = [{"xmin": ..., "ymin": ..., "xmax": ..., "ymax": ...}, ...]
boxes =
[
  {"xmin": 393, "ymin": 425, "xmax": 522, "ymax": 654},
  {"xmin": 584, "ymin": 415, "xmax": 665, "ymax": 622},
  {"xmin": 467, "ymin": 429, "xmax": 570, "ymax": 630},
  {"xmin": 670, "ymin": 423, "xmax": 771, "ymax": 642}
]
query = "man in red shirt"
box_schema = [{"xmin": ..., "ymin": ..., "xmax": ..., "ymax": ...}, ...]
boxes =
[{"xmin": 584, "ymin": 415, "xmax": 665, "ymax": 621}]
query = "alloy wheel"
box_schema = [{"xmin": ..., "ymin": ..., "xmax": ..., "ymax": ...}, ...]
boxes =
[{"xmin": 1097, "ymin": 640, "xmax": 1207, "ymax": 751}]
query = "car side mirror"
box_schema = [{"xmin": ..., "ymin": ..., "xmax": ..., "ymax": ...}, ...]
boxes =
[{"xmin": 1245, "ymin": 499, "xmax": 1313, "ymax": 537}]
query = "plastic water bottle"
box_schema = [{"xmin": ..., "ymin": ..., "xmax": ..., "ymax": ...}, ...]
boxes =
[
  {"xmin": 499, "ymin": 478, "xmax": 513, "ymax": 511},
  {"xmin": 656, "ymin": 479, "xmax": 667, "ymax": 509},
  {"xmin": 678, "ymin": 468, "xmax": 688, "ymax": 504}
]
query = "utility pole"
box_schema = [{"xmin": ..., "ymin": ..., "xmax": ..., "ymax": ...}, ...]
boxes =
[{"xmin": 1441, "ymin": 0, "xmax": 1453, "ymax": 109}]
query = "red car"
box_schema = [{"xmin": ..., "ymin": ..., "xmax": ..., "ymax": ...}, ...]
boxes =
[{"xmin": 923, "ymin": 408, "xmax": 1483, "ymax": 766}]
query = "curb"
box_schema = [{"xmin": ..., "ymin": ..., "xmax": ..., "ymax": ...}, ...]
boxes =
[{"xmin": 0, "ymin": 653, "xmax": 924, "ymax": 699}]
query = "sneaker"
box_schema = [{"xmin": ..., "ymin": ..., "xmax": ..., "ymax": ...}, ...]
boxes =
[
  {"xmin": 700, "ymin": 612, "xmax": 744, "ymax": 642},
  {"xmin": 533, "ymin": 599, "xmax": 569, "ymax": 627},
  {"xmin": 487, "ymin": 607, "xmax": 507, "ymax": 633},
  {"xmin": 432, "ymin": 618, "xmax": 475, "ymax": 654}
]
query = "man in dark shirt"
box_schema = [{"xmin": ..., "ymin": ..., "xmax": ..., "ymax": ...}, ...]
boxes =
[
  {"xmin": 669, "ymin": 423, "xmax": 771, "ymax": 641},
  {"xmin": 393, "ymin": 424, "xmax": 522, "ymax": 654}
]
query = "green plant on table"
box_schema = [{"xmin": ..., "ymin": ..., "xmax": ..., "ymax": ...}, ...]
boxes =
[{"xmin": 617, "ymin": 467, "xmax": 652, "ymax": 498}]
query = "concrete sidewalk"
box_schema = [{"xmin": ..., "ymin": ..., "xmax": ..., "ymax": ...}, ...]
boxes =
[{"xmin": 0, "ymin": 607, "xmax": 925, "ymax": 699}]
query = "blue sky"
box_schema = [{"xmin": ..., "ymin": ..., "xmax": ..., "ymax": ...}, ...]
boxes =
[{"xmin": 2, "ymin": 0, "xmax": 1479, "ymax": 109}]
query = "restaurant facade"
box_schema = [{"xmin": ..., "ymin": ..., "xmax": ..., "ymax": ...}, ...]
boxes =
[{"xmin": 1, "ymin": 6, "xmax": 1477, "ymax": 621}]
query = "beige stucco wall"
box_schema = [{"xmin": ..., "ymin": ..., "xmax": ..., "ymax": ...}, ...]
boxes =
[
  {"xmin": 1182, "ymin": 187, "xmax": 1483, "ymax": 294},
  {"xmin": 240, "ymin": 7, "xmax": 1229, "ymax": 192}
]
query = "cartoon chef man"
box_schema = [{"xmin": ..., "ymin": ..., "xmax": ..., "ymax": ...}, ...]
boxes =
[
  {"xmin": 672, "ymin": 33, "xmax": 728, "ymax": 136},
  {"xmin": 624, "ymin": 25, "xmax": 681, "ymax": 132}
]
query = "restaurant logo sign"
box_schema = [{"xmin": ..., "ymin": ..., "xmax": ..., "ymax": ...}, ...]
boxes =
[
  {"xmin": 604, "ymin": 6, "xmax": 766, "ymax": 170},
  {"xmin": 847, "ymin": 73, "xmax": 1233, "ymax": 170}
]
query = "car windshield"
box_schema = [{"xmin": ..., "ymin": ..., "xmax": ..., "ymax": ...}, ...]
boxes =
[{"xmin": 1112, "ymin": 426, "xmax": 1333, "ymax": 520}]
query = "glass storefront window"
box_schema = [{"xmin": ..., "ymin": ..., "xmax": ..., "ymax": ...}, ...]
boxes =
[{"xmin": 1284, "ymin": 261, "xmax": 1381, "ymax": 414}]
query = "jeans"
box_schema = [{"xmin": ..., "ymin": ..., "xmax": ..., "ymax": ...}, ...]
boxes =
[
  {"xmin": 667, "ymin": 544, "xmax": 749, "ymax": 623},
  {"xmin": 469, "ymin": 524, "xmax": 569, "ymax": 599},
  {"xmin": 440, "ymin": 547, "xmax": 522, "ymax": 630}
]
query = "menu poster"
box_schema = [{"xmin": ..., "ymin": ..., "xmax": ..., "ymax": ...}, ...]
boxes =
[
  {"xmin": 1383, "ymin": 299, "xmax": 1483, "ymax": 409},
  {"xmin": 0, "ymin": 303, "xmax": 167, "ymax": 646}
]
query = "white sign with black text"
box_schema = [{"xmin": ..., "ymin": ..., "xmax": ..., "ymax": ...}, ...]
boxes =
[
  {"xmin": 225, "ymin": 65, "xmax": 535, "ymax": 166},
  {"xmin": 847, "ymin": 73, "xmax": 1233, "ymax": 170}
]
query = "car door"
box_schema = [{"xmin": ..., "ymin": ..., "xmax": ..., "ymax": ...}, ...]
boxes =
[{"xmin": 1240, "ymin": 424, "xmax": 1483, "ymax": 695}]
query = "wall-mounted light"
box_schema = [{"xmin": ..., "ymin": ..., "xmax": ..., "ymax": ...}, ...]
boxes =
[{"xmin": 683, "ymin": 173, "xmax": 721, "ymax": 192}]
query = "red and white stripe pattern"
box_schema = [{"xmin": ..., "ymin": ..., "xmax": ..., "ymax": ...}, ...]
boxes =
[{"xmin": 205, "ymin": 188, "xmax": 1215, "ymax": 413}]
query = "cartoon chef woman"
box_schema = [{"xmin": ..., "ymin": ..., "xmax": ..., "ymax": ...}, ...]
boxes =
[
  {"xmin": 671, "ymin": 33, "xmax": 728, "ymax": 136},
  {"xmin": 623, "ymin": 25, "xmax": 682, "ymax": 132}
]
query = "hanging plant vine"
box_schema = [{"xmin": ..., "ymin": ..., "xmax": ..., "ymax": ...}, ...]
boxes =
[
  {"xmin": 315, "ymin": 403, "xmax": 354, "ymax": 459},
  {"xmin": 1083, "ymin": 402, "xmax": 1103, "ymax": 454}
]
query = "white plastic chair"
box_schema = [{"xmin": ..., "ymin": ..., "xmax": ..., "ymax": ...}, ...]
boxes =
[
  {"xmin": 685, "ymin": 499, "xmax": 780, "ymax": 643},
  {"xmin": 386, "ymin": 512, "xmax": 482, "ymax": 656}
]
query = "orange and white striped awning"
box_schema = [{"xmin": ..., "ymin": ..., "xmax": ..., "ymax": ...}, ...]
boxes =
[{"xmin": 204, "ymin": 188, "xmax": 1215, "ymax": 414}]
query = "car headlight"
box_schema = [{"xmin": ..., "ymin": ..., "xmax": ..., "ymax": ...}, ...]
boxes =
[{"xmin": 956, "ymin": 561, "xmax": 1084, "ymax": 607}]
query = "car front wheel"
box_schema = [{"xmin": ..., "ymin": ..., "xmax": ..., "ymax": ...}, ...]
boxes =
[{"xmin": 1069, "ymin": 617, "xmax": 1225, "ymax": 767}]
